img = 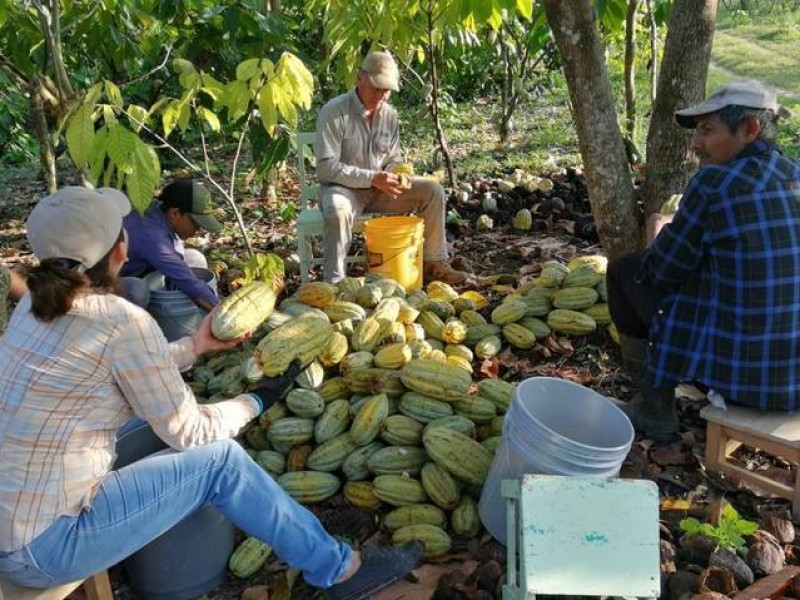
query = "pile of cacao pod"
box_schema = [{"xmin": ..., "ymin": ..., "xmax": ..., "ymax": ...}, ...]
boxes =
[{"xmin": 195, "ymin": 259, "xmax": 613, "ymax": 577}]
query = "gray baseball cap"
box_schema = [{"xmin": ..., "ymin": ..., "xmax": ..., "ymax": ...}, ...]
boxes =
[
  {"xmin": 26, "ymin": 186, "xmax": 131, "ymax": 270},
  {"xmin": 361, "ymin": 52, "xmax": 400, "ymax": 92},
  {"xmin": 675, "ymin": 79, "xmax": 791, "ymax": 128}
]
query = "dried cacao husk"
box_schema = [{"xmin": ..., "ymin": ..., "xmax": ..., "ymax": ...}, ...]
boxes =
[
  {"xmin": 699, "ymin": 565, "xmax": 738, "ymax": 595},
  {"xmin": 709, "ymin": 547, "xmax": 754, "ymax": 589}
]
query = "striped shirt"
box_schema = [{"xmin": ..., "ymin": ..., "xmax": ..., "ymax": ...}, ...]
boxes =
[
  {"xmin": 315, "ymin": 89, "xmax": 404, "ymax": 188},
  {"xmin": 0, "ymin": 292, "xmax": 258, "ymax": 551},
  {"xmin": 638, "ymin": 139, "xmax": 800, "ymax": 410}
]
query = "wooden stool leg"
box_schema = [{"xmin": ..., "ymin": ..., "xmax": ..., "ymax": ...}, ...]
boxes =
[
  {"xmin": 82, "ymin": 571, "xmax": 112, "ymax": 600},
  {"xmin": 705, "ymin": 422, "xmax": 726, "ymax": 472}
]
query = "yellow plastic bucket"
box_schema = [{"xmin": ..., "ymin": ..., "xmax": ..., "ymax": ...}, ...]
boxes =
[{"xmin": 363, "ymin": 216, "xmax": 424, "ymax": 292}]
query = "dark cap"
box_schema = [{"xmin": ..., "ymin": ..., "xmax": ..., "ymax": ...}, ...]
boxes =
[{"xmin": 159, "ymin": 180, "xmax": 222, "ymax": 233}]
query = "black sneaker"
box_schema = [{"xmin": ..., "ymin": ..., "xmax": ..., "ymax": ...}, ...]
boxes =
[{"xmin": 325, "ymin": 541, "xmax": 425, "ymax": 600}]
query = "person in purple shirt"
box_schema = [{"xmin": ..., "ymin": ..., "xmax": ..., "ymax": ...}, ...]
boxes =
[{"xmin": 121, "ymin": 180, "xmax": 222, "ymax": 312}]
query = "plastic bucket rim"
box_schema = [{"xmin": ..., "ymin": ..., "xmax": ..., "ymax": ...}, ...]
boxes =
[
  {"xmin": 510, "ymin": 377, "xmax": 634, "ymax": 453},
  {"xmin": 504, "ymin": 418, "xmax": 632, "ymax": 462}
]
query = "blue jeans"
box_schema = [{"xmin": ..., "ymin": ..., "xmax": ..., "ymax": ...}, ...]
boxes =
[{"xmin": 0, "ymin": 439, "xmax": 352, "ymax": 589}]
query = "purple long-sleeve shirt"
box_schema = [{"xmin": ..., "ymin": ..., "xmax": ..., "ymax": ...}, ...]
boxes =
[{"xmin": 121, "ymin": 202, "xmax": 218, "ymax": 307}]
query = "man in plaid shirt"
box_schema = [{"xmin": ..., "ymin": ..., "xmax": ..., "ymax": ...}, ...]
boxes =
[{"xmin": 607, "ymin": 80, "xmax": 799, "ymax": 443}]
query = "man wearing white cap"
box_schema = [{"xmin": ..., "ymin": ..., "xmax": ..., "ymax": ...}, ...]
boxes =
[
  {"xmin": 606, "ymin": 79, "xmax": 800, "ymax": 443},
  {"xmin": 314, "ymin": 51, "xmax": 467, "ymax": 285}
]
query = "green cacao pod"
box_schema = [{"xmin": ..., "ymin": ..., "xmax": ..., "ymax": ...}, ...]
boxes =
[
  {"xmin": 286, "ymin": 388, "xmax": 325, "ymax": 418},
  {"xmin": 399, "ymin": 359, "xmax": 472, "ymax": 401},
  {"xmin": 474, "ymin": 335, "xmax": 503, "ymax": 359},
  {"xmin": 424, "ymin": 415, "xmax": 477, "ymax": 439},
  {"xmin": 373, "ymin": 474, "xmax": 428, "ymax": 506},
  {"xmin": 502, "ymin": 323, "xmax": 537, "ymax": 349},
  {"xmin": 392, "ymin": 524, "xmax": 452, "ymax": 558},
  {"xmin": 582, "ymin": 302, "xmax": 611, "ymax": 325},
  {"xmin": 266, "ymin": 417, "xmax": 315, "ymax": 447},
  {"xmin": 383, "ymin": 504, "xmax": 446, "ymax": 531},
  {"xmin": 276, "ymin": 471, "xmax": 340, "ymax": 504},
  {"xmin": 399, "ymin": 392, "xmax": 454, "ymax": 423},
  {"xmin": 367, "ymin": 445, "xmax": 429, "ymax": 476},
  {"xmin": 350, "ymin": 393, "xmax": 390, "ymax": 446},
  {"xmin": 254, "ymin": 450, "xmax": 286, "ymax": 478},
  {"xmin": 552, "ymin": 287, "xmax": 600, "ymax": 310},
  {"xmin": 451, "ymin": 496, "xmax": 481, "ymax": 537},
  {"xmin": 228, "ymin": 537, "xmax": 272, "ymax": 578},
  {"xmin": 420, "ymin": 462, "xmax": 461, "ymax": 510},
  {"xmin": 422, "ymin": 427, "xmax": 492, "ymax": 486},
  {"xmin": 307, "ymin": 433, "xmax": 358, "ymax": 472},
  {"xmin": 547, "ymin": 309, "xmax": 597, "ymax": 336},
  {"xmin": 476, "ymin": 379, "xmax": 516, "ymax": 413},
  {"xmin": 491, "ymin": 299, "xmax": 528, "ymax": 325},
  {"xmin": 343, "ymin": 481, "xmax": 381, "ymax": 509},
  {"xmin": 342, "ymin": 441, "xmax": 385, "ymax": 481},
  {"xmin": 314, "ymin": 399, "xmax": 351, "ymax": 443},
  {"xmin": 380, "ymin": 414, "xmax": 424, "ymax": 446},
  {"xmin": 211, "ymin": 282, "xmax": 277, "ymax": 341},
  {"xmin": 255, "ymin": 315, "xmax": 333, "ymax": 376}
]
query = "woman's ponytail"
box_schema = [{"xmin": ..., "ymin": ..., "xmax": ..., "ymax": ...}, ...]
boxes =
[{"xmin": 27, "ymin": 259, "xmax": 87, "ymax": 322}]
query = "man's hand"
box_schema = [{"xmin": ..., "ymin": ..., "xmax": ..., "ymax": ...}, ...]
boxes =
[
  {"xmin": 372, "ymin": 171, "xmax": 406, "ymax": 199},
  {"xmin": 646, "ymin": 213, "xmax": 673, "ymax": 246},
  {"xmin": 192, "ymin": 309, "xmax": 251, "ymax": 355}
]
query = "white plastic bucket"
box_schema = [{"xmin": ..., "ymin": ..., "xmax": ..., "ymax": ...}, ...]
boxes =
[
  {"xmin": 147, "ymin": 268, "xmax": 215, "ymax": 342},
  {"xmin": 478, "ymin": 377, "xmax": 634, "ymax": 544}
]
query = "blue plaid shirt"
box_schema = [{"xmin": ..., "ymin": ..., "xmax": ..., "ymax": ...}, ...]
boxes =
[{"xmin": 638, "ymin": 139, "xmax": 800, "ymax": 411}]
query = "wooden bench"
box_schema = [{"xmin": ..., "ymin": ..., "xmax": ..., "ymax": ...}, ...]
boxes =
[
  {"xmin": 0, "ymin": 570, "xmax": 112, "ymax": 600},
  {"xmin": 701, "ymin": 404, "xmax": 800, "ymax": 520}
]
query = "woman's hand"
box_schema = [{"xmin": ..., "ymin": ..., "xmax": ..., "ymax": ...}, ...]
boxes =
[{"xmin": 192, "ymin": 309, "xmax": 252, "ymax": 355}]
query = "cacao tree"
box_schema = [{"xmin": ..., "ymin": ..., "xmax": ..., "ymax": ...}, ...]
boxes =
[
  {"xmin": 63, "ymin": 53, "xmax": 314, "ymax": 255},
  {"xmin": 544, "ymin": 0, "xmax": 717, "ymax": 257}
]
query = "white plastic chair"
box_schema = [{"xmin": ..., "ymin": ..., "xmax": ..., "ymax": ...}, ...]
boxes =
[
  {"xmin": 501, "ymin": 475, "xmax": 661, "ymax": 599},
  {"xmin": 294, "ymin": 132, "xmax": 371, "ymax": 283}
]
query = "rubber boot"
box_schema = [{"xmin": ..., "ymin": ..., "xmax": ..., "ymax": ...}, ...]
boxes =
[{"xmin": 617, "ymin": 334, "xmax": 679, "ymax": 444}]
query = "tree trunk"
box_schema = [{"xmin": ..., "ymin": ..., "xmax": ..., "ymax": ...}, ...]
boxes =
[
  {"xmin": 30, "ymin": 78, "xmax": 57, "ymax": 192},
  {"xmin": 641, "ymin": 0, "xmax": 718, "ymax": 217},
  {"xmin": 645, "ymin": 0, "xmax": 658, "ymax": 104},
  {"xmin": 624, "ymin": 0, "xmax": 639, "ymax": 139},
  {"xmin": 425, "ymin": 2, "xmax": 455, "ymax": 187},
  {"xmin": 543, "ymin": 0, "xmax": 639, "ymax": 259}
]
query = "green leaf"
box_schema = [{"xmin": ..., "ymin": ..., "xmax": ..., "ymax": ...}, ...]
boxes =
[
  {"xmin": 105, "ymin": 80, "xmax": 124, "ymax": 108},
  {"xmin": 162, "ymin": 101, "xmax": 181, "ymax": 138},
  {"xmin": 66, "ymin": 103, "xmax": 96, "ymax": 170},
  {"xmin": 257, "ymin": 85, "xmax": 279, "ymax": 134},
  {"xmin": 127, "ymin": 141, "xmax": 161, "ymax": 214},
  {"xmin": 200, "ymin": 73, "xmax": 226, "ymax": 102},
  {"xmin": 516, "ymin": 0, "xmax": 533, "ymax": 20},
  {"xmin": 172, "ymin": 58, "xmax": 197, "ymax": 77},
  {"xmin": 197, "ymin": 107, "xmax": 221, "ymax": 132},
  {"xmin": 736, "ymin": 520, "xmax": 759, "ymax": 536},
  {"xmin": 126, "ymin": 104, "xmax": 149, "ymax": 133},
  {"xmin": 106, "ymin": 124, "xmax": 137, "ymax": 175},
  {"xmin": 226, "ymin": 80, "xmax": 252, "ymax": 122},
  {"xmin": 89, "ymin": 127, "xmax": 109, "ymax": 184},
  {"xmin": 281, "ymin": 53, "xmax": 314, "ymax": 108},
  {"xmin": 177, "ymin": 101, "xmax": 191, "ymax": 132},
  {"xmin": 84, "ymin": 82, "xmax": 104, "ymax": 107},
  {"xmin": 260, "ymin": 58, "xmax": 275, "ymax": 77},
  {"xmin": 678, "ymin": 517, "xmax": 702, "ymax": 535},
  {"xmin": 102, "ymin": 104, "xmax": 118, "ymax": 125},
  {"xmin": 236, "ymin": 58, "xmax": 261, "ymax": 81}
]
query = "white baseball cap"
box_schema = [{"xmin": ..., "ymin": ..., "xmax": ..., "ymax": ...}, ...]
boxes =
[
  {"xmin": 675, "ymin": 79, "xmax": 791, "ymax": 128},
  {"xmin": 361, "ymin": 52, "xmax": 400, "ymax": 92},
  {"xmin": 26, "ymin": 186, "xmax": 131, "ymax": 270}
]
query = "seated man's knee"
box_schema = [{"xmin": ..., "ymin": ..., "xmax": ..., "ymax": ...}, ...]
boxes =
[{"xmin": 321, "ymin": 189, "xmax": 355, "ymax": 227}]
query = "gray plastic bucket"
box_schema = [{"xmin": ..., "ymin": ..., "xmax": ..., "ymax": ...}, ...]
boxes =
[
  {"xmin": 147, "ymin": 268, "xmax": 215, "ymax": 342},
  {"xmin": 478, "ymin": 377, "xmax": 634, "ymax": 545},
  {"xmin": 114, "ymin": 423, "xmax": 234, "ymax": 600}
]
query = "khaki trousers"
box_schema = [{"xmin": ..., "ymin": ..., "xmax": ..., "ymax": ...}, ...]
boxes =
[{"xmin": 320, "ymin": 178, "xmax": 447, "ymax": 283}]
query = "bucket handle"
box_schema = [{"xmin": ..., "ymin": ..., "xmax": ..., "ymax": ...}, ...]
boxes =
[{"xmin": 368, "ymin": 236, "xmax": 421, "ymax": 268}]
